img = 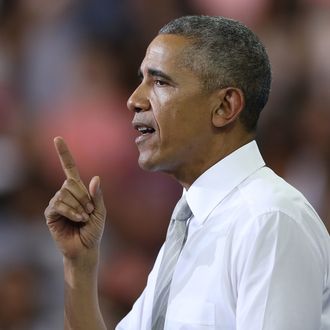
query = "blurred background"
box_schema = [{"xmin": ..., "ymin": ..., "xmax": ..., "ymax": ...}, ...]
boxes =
[{"xmin": 0, "ymin": 0, "xmax": 329, "ymax": 328}]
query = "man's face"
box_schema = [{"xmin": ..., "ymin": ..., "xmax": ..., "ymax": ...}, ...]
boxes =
[{"xmin": 127, "ymin": 34, "xmax": 216, "ymax": 179}]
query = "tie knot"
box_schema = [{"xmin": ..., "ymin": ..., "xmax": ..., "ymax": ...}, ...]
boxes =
[{"xmin": 172, "ymin": 195, "xmax": 192, "ymax": 222}]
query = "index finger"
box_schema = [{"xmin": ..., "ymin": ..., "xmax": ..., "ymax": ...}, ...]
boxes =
[{"xmin": 54, "ymin": 136, "xmax": 81, "ymax": 181}]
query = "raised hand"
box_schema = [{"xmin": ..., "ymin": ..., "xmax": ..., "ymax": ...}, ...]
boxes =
[{"xmin": 45, "ymin": 137, "xmax": 106, "ymax": 260}]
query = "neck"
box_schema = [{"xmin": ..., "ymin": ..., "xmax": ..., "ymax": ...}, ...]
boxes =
[{"xmin": 173, "ymin": 132, "xmax": 255, "ymax": 190}]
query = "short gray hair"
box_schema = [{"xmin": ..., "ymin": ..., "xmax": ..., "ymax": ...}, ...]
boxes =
[{"xmin": 159, "ymin": 15, "xmax": 271, "ymax": 132}]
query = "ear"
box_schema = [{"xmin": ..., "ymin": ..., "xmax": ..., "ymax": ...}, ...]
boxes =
[{"xmin": 211, "ymin": 87, "xmax": 245, "ymax": 128}]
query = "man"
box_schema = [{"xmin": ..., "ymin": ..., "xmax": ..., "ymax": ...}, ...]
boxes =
[{"xmin": 45, "ymin": 15, "xmax": 330, "ymax": 329}]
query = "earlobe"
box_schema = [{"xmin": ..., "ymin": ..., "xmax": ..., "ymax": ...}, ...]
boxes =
[{"xmin": 211, "ymin": 88, "xmax": 245, "ymax": 128}]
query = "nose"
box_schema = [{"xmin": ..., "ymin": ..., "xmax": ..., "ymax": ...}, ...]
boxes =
[{"xmin": 127, "ymin": 83, "xmax": 150, "ymax": 113}]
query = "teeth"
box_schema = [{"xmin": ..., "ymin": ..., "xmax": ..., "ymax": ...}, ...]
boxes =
[{"xmin": 138, "ymin": 126, "xmax": 154, "ymax": 134}]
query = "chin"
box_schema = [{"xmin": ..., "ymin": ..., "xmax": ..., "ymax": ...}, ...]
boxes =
[
  {"xmin": 138, "ymin": 156, "xmax": 159, "ymax": 172},
  {"xmin": 137, "ymin": 153, "xmax": 171, "ymax": 173}
]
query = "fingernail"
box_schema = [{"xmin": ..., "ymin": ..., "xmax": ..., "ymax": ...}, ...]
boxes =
[
  {"xmin": 82, "ymin": 212, "xmax": 89, "ymax": 221},
  {"xmin": 86, "ymin": 203, "xmax": 94, "ymax": 213}
]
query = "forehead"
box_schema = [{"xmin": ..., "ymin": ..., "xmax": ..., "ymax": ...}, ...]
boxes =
[{"xmin": 141, "ymin": 34, "xmax": 192, "ymax": 71}]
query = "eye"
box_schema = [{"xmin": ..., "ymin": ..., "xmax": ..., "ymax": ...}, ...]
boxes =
[{"xmin": 154, "ymin": 79, "xmax": 168, "ymax": 86}]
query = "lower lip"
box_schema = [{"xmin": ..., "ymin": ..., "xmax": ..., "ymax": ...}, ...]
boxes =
[{"xmin": 135, "ymin": 133, "xmax": 155, "ymax": 144}]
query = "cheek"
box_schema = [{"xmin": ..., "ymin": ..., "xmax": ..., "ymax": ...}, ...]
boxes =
[
  {"xmin": 151, "ymin": 91, "xmax": 211, "ymax": 138},
  {"xmin": 151, "ymin": 93, "xmax": 177, "ymax": 129},
  {"xmin": 152, "ymin": 88, "xmax": 176, "ymax": 109}
]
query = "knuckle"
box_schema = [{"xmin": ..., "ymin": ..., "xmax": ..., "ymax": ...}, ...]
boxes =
[
  {"xmin": 63, "ymin": 178, "xmax": 84, "ymax": 194},
  {"xmin": 61, "ymin": 179, "xmax": 68, "ymax": 188},
  {"xmin": 49, "ymin": 195, "xmax": 58, "ymax": 207},
  {"xmin": 82, "ymin": 195, "xmax": 91, "ymax": 204},
  {"xmin": 62, "ymin": 179, "xmax": 70, "ymax": 188},
  {"xmin": 66, "ymin": 178, "xmax": 76, "ymax": 184},
  {"xmin": 63, "ymin": 178, "xmax": 76, "ymax": 190},
  {"xmin": 55, "ymin": 189, "xmax": 69, "ymax": 204},
  {"xmin": 55, "ymin": 190, "xmax": 63, "ymax": 201},
  {"xmin": 76, "ymin": 204, "xmax": 84, "ymax": 213},
  {"xmin": 53, "ymin": 199, "xmax": 63, "ymax": 209},
  {"xmin": 67, "ymin": 177, "xmax": 81, "ymax": 186}
]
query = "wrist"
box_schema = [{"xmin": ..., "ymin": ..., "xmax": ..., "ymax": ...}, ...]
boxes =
[{"xmin": 64, "ymin": 249, "xmax": 100, "ymax": 287}]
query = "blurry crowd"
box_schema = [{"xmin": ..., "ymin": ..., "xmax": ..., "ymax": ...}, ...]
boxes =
[{"xmin": 0, "ymin": 0, "xmax": 329, "ymax": 328}]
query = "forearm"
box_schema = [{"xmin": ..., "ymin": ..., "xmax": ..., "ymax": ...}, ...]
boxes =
[{"xmin": 64, "ymin": 250, "xmax": 107, "ymax": 330}]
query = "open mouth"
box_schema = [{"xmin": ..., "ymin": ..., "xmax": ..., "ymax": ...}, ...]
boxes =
[
  {"xmin": 133, "ymin": 120, "xmax": 156, "ymax": 134},
  {"xmin": 132, "ymin": 121, "xmax": 156, "ymax": 143},
  {"xmin": 137, "ymin": 126, "xmax": 155, "ymax": 135}
]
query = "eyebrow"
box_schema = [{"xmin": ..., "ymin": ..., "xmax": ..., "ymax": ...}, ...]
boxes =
[{"xmin": 138, "ymin": 68, "xmax": 176, "ymax": 84}]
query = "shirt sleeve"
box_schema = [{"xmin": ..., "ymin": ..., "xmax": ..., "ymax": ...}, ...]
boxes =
[{"xmin": 234, "ymin": 211, "xmax": 325, "ymax": 330}]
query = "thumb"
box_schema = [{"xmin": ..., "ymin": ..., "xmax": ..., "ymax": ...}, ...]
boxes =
[{"xmin": 89, "ymin": 176, "xmax": 105, "ymax": 211}]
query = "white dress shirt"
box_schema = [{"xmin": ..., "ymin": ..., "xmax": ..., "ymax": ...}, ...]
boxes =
[{"xmin": 116, "ymin": 141, "xmax": 330, "ymax": 330}]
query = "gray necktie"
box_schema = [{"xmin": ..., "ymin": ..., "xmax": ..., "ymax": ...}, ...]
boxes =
[{"xmin": 151, "ymin": 195, "xmax": 192, "ymax": 330}]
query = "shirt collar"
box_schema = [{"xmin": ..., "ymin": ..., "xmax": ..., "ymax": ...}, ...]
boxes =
[{"xmin": 184, "ymin": 140, "xmax": 265, "ymax": 225}]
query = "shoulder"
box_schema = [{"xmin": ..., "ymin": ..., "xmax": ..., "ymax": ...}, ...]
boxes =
[
  {"xmin": 237, "ymin": 166, "xmax": 321, "ymax": 223},
  {"xmin": 214, "ymin": 165, "xmax": 330, "ymax": 262}
]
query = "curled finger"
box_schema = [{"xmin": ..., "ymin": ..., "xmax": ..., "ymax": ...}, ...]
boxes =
[
  {"xmin": 48, "ymin": 198, "xmax": 89, "ymax": 223},
  {"xmin": 62, "ymin": 178, "xmax": 94, "ymax": 214}
]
